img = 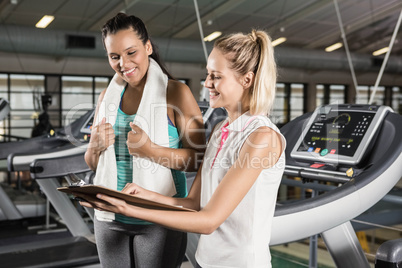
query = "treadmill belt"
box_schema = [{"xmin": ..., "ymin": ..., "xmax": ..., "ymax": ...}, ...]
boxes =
[{"xmin": 0, "ymin": 239, "xmax": 99, "ymax": 268}]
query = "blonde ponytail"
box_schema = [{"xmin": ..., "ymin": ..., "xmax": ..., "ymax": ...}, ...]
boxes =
[
  {"xmin": 250, "ymin": 30, "xmax": 277, "ymax": 115},
  {"xmin": 214, "ymin": 29, "xmax": 277, "ymax": 115}
]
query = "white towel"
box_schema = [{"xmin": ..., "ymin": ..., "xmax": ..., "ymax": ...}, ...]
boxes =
[{"xmin": 94, "ymin": 58, "xmax": 176, "ymax": 221}]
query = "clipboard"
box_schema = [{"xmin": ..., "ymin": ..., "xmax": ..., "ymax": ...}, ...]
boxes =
[{"xmin": 58, "ymin": 185, "xmax": 196, "ymax": 212}]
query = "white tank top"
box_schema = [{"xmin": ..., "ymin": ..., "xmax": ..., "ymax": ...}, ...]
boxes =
[{"xmin": 195, "ymin": 111, "xmax": 286, "ymax": 268}]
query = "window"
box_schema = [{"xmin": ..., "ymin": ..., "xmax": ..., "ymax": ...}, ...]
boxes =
[
  {"xmin": 0, "ymin": 74, "xmax": 8, "ymax": 142},
  {"xmin": 271, "ymin": 83, "xmax": 286, "ymax": 125},
  {"xmin": 316, "ymin": 84, "xmax": 346, "ymax": 106},
  {"xmin": 0, "ymin": 73, "xmax": 112, "ymax": 139},
  {"xmin": 290, "ymin": 83, "xmax": 304, "ymax": 120},
  {"xmin": 62, "ymin": 76, "xmax": 93, "ymax": 123},
  {"xmin": 392, "ymin": 87, "xmax": 401, "ymax": 114},
  {"xmin": 356, "ymin": 85, "xmax": 385, "ymax": 105},
  {"xmin": 329, "ymin": 85, "xmax": 345, "ymax": 104},
  {"xmin": 9, "ymin": 74, "xmax": 45, "ymax": 138}
]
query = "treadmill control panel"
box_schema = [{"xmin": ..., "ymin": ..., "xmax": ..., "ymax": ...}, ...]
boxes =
[{"xmin": 291, "ymin": 105, "xmax": 391, "ymax": 165}]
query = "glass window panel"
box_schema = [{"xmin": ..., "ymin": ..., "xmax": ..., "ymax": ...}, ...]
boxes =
[
  {"xmin": 290, "ymin": 83, "xmax": 304, "ymax": 120},
  {"xmin": 63, "ymin": 94, "xmax": 92, "ymax": 109},
  {"xmin": 0, "ymin": 92, "xmax": 7, "ymax": 101},
  {"xmin": 10, "ymin": 74, "xmax": 45, "ymax": 93},
  {"xmin": 95, "ymin": 77, "xmax": 109, "ymax": 96},
  {"xmin": 9, "ymin": 92, "xmax": 37, "ymax": 110},
  {"xmin": 316, "ymin": 84, "xmax": 324, "ymax": 107},
  {"xmin": 0, "ymin": 122, "xmax": 5, "ymax": 141},
  {"xmin": 329, "ymin": 84, "xmax": 345, "ymax": 104},
  {"xmin": 62, "ymin": 76, "xmax": 93, "ymax": 111},
  {"xmin": 356, "ymin": 86, "xmax": 369, "ymax": 104},
  {"xmin": 392, "ymin": 87, "xmax": 401, "ymax": 114},
  {"xmin": 356, "ymin": 85, "xmax": 385, "ymax": 105},
  {"xmin": 9, "ymin": 111, "xmax": 35, "ymax": 138},
  {"xmin": 0, "ymin": 79, "xmax": 8, "ymax": 142},
  {"xmin": 369, "ymin": 86, "xmax": 384, "ymax": 105},
  {"xmin": 63, "ymin": 109, "xmax": 90, "ymax": 126},
  {"xmin": 271, "ymin": 83, "xmax": 286, "ymax": 125}
]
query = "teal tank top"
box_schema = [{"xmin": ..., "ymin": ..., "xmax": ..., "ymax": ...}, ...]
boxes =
[{"xmin": 113, "ymin": 96, "xmax": 187, "ymax": 225}]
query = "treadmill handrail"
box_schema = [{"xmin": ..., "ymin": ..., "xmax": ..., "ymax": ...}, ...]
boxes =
[
  {"xmin": 8, "ymin": 144, "xmax": 87, "ymax": 172},
  {"xmin": 285, "ymin": 164, "xmax": 351, "ymax": 183},
  {"xmin": 30, "ymin": 153, "xmax": 91, "ymax": 179}
]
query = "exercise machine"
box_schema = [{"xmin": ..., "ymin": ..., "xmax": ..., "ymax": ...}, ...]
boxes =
[
  {"xmin": 0, "ymin": 109, "xmax": 99, "ymax": 267},
  {"xmin": 273, "ymin": 104, "xmax": 401, "ymax": 267},
  {"xmin": 0, "ymin": 110, "xmax": 93, "ymax": 221}
]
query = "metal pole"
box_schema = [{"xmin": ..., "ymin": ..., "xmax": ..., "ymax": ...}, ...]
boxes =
[
  {"xmin": 309, "ymin": 186, "xmax": 318, "ymax": 268},
  {"xmin": 193, "ymin": 0, "xmax": 209, "ymax": 63},
  {"xmin": 369, "ymin": 9, "xmax": 402, "ymax": 105},
  {"xmin": 333, "ymin": 0, "xmax": 359, "ymax": 100}
]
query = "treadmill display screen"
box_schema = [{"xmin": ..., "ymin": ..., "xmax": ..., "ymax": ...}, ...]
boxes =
[
  {"xmin": 290, "ymin": 105, "xmax": 390, "ymax": 165},
  {"xmin": 296, "ymin": 111, "xmax": 374, "ymax": 157}
]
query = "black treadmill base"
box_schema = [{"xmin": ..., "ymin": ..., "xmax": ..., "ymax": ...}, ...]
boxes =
[{"xmin": 0, "ymin": 239, "xmax": 99, "ymax": 268}]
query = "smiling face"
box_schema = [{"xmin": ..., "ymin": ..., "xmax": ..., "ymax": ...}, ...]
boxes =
[
  {"xmin": 104, "ymin": 28, "xmax": 152, "ymax": 88},
  {"xmin": 205, "ymin": 48, "xmax": 250, "ymax": 119}
]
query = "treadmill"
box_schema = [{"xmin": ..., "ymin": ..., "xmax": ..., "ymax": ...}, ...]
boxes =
[
  {"xmin": 0, "ymin": 98, "xmax": 48, "ymax": 221},
  {"xmin": 0, "ymin": 109, "xmax": 94, "ymax": 171},
  {"xmin": 0, "ymin": 109, "xmax": 99, "ymax": 267},
  {"xmin": 0, "ymin": 109, "xmax": 94, "ymax": 222},
  {"xmin": 275, "ymin": 104, "xmax": 401, "ymax": 267},
  {"xmin": 185, "ymin": 104, "xmax": 402, "ymax": 268}
]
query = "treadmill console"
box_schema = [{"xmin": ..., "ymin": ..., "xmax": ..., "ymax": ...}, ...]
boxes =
[
  {"xmin": 79, "ymin": 110, "xmax": 95, "ymax": 135},
  {"xmin": 291, "ymin": 104, "xmax": 391, "ymax": 165}
]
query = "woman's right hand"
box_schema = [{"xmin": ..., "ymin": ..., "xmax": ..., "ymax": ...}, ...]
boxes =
[
  {"xmin": 89, "ymin": 117, "xmax": 115, "ymax": 154},
  {"xmin": 121, "ymin": 183, "xmax": 152, "ymax": 199}
]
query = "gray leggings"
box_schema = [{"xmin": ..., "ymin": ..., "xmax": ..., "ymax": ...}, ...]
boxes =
[{"xmin": 94, "ymin": 217, "xmax": 187, "ymax": 268}]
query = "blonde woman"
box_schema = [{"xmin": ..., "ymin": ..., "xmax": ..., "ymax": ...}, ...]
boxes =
[{"xmin": 80, "ymin": 29, "xmax": 286, "ymax": 268}]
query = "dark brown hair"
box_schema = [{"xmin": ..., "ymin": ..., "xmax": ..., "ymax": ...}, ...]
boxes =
[{"xmin": 102, "ymin": 12, "xmax": 174, "ymax": 79}]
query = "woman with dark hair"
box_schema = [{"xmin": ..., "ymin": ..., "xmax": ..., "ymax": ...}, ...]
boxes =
[{"xmin": 84, "ymin": 13, "xmax": 205, "ymax": 268}]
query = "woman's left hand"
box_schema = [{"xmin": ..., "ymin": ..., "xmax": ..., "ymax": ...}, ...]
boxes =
[{"xmin": 126, "ymin": 123, "xmax": 153, "ymax": 158}]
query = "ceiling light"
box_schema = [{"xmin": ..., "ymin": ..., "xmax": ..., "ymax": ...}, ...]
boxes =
[
  {"xmin": 372, "ymin": 47, "xmax": 389, "ymax": 56},
  {"xmin": 272, "ymin": 37, "xmax": 287, "ymax": 47},
  {"xmin": 35, "ymin": 15, "xmax": 55, "ymax": 29},
  {"xmin": 204, "ymin": 31, "xmax": 222, "ymax": 42},
  {"xmin": 325, "ymin": 42, "xmax": 343, "ymax": 52}
]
